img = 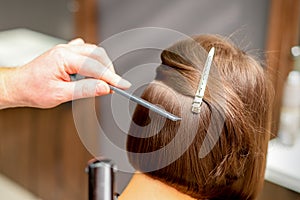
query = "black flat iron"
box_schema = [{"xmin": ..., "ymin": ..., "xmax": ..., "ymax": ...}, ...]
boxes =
[{"xmin": 86, "ymin": 158, "xmax": 118, "ymax": 200}]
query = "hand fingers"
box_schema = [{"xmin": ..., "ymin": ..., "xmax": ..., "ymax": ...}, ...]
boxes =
[
  {"xmin": 61, "ymin": 50, "xmax": 131, "ymax": 89},
  {"xmin": 62, "ymin": 79, "xmax": 111, "ymax": 101},
  {"xmin": 66, "ymin": 44, "xmax": 115, "ymax": 73}
]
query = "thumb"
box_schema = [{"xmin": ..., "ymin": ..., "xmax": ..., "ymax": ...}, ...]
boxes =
[{"xmin": 63, "ymin": 79, "xmax": 110, "ymax": 101}]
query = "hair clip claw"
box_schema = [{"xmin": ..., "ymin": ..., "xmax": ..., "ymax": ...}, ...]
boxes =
[{"xmin": 191, "ymin": 47, "xmax": 215, "ymax": 114}]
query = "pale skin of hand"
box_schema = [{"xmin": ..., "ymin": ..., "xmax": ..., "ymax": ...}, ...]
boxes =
[{"xmin": 0, "ymin": 38, "xmax": 131, "ymax": 109}]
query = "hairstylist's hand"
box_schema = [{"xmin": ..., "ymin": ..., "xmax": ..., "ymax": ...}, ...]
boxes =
[{"xmin": 0, "ymin": 38, "xmax": 131, "ymax": 109}]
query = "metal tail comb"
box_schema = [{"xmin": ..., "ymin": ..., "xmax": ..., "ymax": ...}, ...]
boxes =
[
  {"xmin": 109, "ymin": 85, "xmax": 182, "ymax": 121},
  {"xmin": 69, "ymin": 74, "xmax": 181, "ymax": 121}
]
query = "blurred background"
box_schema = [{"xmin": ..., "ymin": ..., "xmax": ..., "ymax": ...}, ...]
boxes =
[{"xmin": 0, "ymin": 0, "xmax": 299, "ymax": 199}]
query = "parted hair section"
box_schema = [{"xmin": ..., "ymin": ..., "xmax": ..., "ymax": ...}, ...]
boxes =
[{"xmin": 126, "ymin": 35, "xmax": 273, "ymax": 200}]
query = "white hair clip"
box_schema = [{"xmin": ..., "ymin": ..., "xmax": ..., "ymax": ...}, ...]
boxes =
[{"xmin": 191, "ymin": 47, "xmax": 215, "ymax": 114}]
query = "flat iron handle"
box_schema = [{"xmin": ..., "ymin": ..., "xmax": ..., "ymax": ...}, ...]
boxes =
[{"xmin": 86, "ymin": 158, "xmax": 117, "ymax": 200}]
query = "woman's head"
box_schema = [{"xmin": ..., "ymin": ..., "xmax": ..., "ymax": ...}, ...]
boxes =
[{"xmin": 126, "ymin": 34, "xmax": 272, "ymax": 200}]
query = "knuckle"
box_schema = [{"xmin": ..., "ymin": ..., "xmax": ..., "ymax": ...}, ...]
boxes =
[
  {"xmin": 97, "ymin": 46, "xmax": 107, "ymax": 55},
  {"xmin": 55, "ymin": 44, "xmax": 68, "ymax": 51},
  {"xmin": 90, "ymin": 44, "xmax": 98, "ymax": 49},
  {"xmin": 51, "ymin": 45, "xmax": 68, "ymax": 58}
]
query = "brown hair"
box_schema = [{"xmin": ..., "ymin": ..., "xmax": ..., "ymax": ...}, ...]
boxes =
[{"xmin": 126, "ymin": 34, "xmax": 273, "ymax": 200}]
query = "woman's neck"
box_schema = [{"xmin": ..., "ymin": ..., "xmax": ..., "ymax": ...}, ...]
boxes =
[{"xmin": 119, "ymin": 172, "xmax": 196, "ymax": 200}]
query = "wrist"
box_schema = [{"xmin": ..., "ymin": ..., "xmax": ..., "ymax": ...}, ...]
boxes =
[{"xmin": 0, "ymin": 67, "xmax": 27, "ymax": 109}]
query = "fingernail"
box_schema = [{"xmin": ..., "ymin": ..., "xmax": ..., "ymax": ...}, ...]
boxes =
[{"xmin": 117, "ymin": 78, "xmax": 132, "ymax": 89}]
